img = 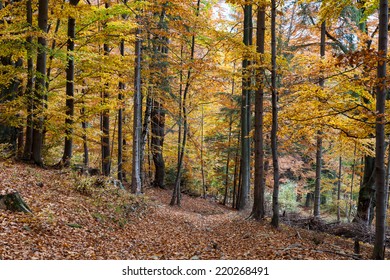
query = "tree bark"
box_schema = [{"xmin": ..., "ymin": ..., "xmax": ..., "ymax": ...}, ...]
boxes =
[
  {"xmin": 131, "ymin": 23, "xmax": 142, "ymax": 194},
  {"xmin": 151, "ymin": 100, "xmax": 165, "ymax": 188},
  {"xmin": 101, "ymin": 1, "xmax": 111, "ymax": 176},
  {"xmin": 23, "ymin": 0, "xmax": 34, "ymax": 160},
  {"xmin": 238, "ymin": 3, "xmax": 253, "ymax": 211},
  {"xmin": 31, "ymin": 0, "xmax": 49, "ymax": 166},
  {"xmin": 337, "ymin": 156, "xmax": 342, "ymax": 222},
  {"xmin": 251, "ymin": 4, "xmax": 266, "ymax": 220},
  {"xmin": 62, "ymin": 0, "xmax": 79, "ymax": 166},
  {"xmin": 270, "ymin": 0, "xmax": 280, "ymax": 228},
  {"xmin": 118, "ymin": 40, "xmax": 125, "ymax": 182},
  {"xmin": 373, "ymin": 0, "xmax": 388, "ymax": 260},
  {"xmin": 314, "ymin": 21, "xmax": 326, "ymax": 218},
  {"xmin": 223, "ymin": 115, "xmax": 233, "ymax": 206},
  {"xmin": 170, "ymin": 0, "xmax": 200, "ymax": 206},
  {"xmin": 354, "ymin": 156, "xmax": 375, "ymax": 224}
]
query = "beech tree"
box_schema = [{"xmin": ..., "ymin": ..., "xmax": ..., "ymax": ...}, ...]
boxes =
[
  {"xmin": 372, "ymin": 0, "xmax": 388, "ymax": 260},
  {"xmin": 313, "ymin": 20, "xmax": 326, "ymax": 218},
  {"xmin": 238, "ymin": 3, "xmax": 253, "ymax": 211},
  {"xmin": 61, "ymin": 0, "xmax": 80, "ymax": 167},
  {"xmin": 132, "ymin": 16, "xmax": 142, "ymax": 194},
  {"xmin": 270, "ymin": 0, "xmax": 279, "ymax": 228},
  {"xmin": 31, "ymin": 0, "xmax": 49, "ymax": 166},
  {"xmin": 251, "ymin": 2, "xmax": 266, "ymax": 220}
]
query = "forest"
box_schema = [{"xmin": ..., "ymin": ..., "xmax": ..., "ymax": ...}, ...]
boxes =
[{"xmin": 0, "ymin": 0, "xmax": 389, "ymax": 260}]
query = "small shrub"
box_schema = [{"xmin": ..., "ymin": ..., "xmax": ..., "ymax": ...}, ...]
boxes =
[{"xmin": 279, "ymin": 181, "xmax": 299, "ymax": 213}]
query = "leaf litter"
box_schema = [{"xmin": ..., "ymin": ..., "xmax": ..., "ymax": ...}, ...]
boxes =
[{"xmin": 0, "ymin": 159, "xmax": 379, "ymax": 260}]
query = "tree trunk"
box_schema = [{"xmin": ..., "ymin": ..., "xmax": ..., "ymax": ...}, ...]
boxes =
[
  {"xmin": 223, "ymin": 115, "xmax": 233, "ymax": 206},
  {"xmin": 270, "ymin": 0, "xmax": 279, "ymax": 228},
  {"xmin": 23, "ymin": 0, "xmax": 34, "ymax": 160},
  {"xmin": 348, "ymin": 143, "xmax": 357, "ymax": 221},
  {"xmin": 31, "ymin": 0, "xmax": 49, "ymax": 166},
  {"xmin": 200, "ymin": 105, "xmax": 206, "ymax": 198},
  {"xmin": 314, "ymin": 21, "xmax": 326, "ymax": 218},
  {"xmin": 354, "ymin": 156, "xmax": 375, "ymax": 224},
  {"xmin": 337, "ymin": 156, "xmax": 342, "ymax": 222},
  {"xmin": 232, "ymin": 132, "xmax": 240, "ymax": 209},
  {"xmin": 62, "ymin": 0, "xmax": 79, "ymax": 166},
  {"xmin": 170, "ymin": 0, "xmax": 200, "ymax": 206},
  {"xmin": 373, "ymin": 0, "xmax": 388, "ymax": 260},
  {"xmin": 81, "ymin": 91, "xmax": 89, "ymax": 169},
  {"xmin": 251, "ymin": 4, "xmax": 266, "ymax": 220},
  {"xmin": 118, "ymin": 40, "xmax": 125, "ymax": 182},
  {"xmin": 151, "ymin": 100, "xmax": 165, "ymax": 188},
  {"xmin": 238, "ymin": 3, "xmax": 253, "ymax": 211},
  {"xmin": 131, "ymin": 23, "xmax": 142, "ymax": 194},
  {"xmin": 141, "ymin": 93, "xmax": 152, "ymax": 185}
]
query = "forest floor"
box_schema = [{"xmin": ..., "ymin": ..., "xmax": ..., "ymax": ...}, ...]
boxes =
[{"xmin": 0, "ymin": 159, "xmax": 387, "ymax": 260}]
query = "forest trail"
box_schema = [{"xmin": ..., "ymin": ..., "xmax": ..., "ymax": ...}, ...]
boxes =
[{"xmin": 0, "ymin": 160, "xmax": 375, "ymax": 260}]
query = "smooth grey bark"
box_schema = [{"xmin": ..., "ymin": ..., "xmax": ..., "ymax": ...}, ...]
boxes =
[
  {"xmin": 270, "ymin": 0, "xmax": 280, "ymax": 228},
  {"xmin": 251, "ymin": 4, "xmax": 266, "ymax": 220},
  {"xmin": 131, "ymin": 23, "xmax": 142, "ymax": 194},
  {"xmin": 31, "ymin": 0, "xmax": 49, "ymax": 166},
  {"xmin": 373, "ymin": 0, "xmax": 388, "ymax": 260},
  {"xmin": 238, "ymin": 3, "xmax": 252, "ymax": 210}
]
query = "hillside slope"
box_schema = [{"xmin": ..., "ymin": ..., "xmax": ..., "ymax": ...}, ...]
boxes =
[{"xmin": 0, "ymin": 160, "xmax": 375, "ymax": 260}]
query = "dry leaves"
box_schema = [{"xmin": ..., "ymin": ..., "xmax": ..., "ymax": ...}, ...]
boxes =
[{"xmin": 0, "ymin": 159, "xmax": 377, "ymax": 260}]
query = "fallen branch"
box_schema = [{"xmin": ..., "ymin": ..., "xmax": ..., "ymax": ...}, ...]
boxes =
[{"xmin": 312, "ymin": 249, "xmax": 361, "ymax": 260}]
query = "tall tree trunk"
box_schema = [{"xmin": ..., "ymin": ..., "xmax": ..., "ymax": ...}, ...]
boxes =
[
  {"xmin": 101, "ymin": 1, "xmax": 111, "ymax": 176},
  {"xmin": 118, "ymin": 39, "xmax": 125, "ymax": 182},
  {"xmin": 251, "ymin": 4, "xmax": 266, "ymax": 220},
  {"xmin": 31, "ymin": 0, "xmax": 49, "ymax": 166},
  {"xmin": 149, "ymin": 6, "xmax": 169, "ymax": 189},
  {"xmin": 238, "ymin": 3, "xmax": 253, "ymax": 210},
  {"xmin": 132, "ymin": 23, "xmax": 142, "ymax": 194},
  {"xmin": 373, "ymin": 0, "xmax": 388, "ymax": 260},
  {"xmin": 314, "ymin": 21, "xmax": 326, "ymax": 218},
  {"xmin": 23, "ymin": 0, "xmax": 34, "ymax": 160},
  {"xmin": 62, "ymin": 0, "xmax": 79, "ymax": 166},
  {"xmin": 270, "ymin": 0, "xmax": 280, "ymax": 228}
]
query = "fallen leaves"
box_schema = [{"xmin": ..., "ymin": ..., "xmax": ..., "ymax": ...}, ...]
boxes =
[{"xmin": 0, "ymin": 159, "xmax": 381, "ymax": 260}]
